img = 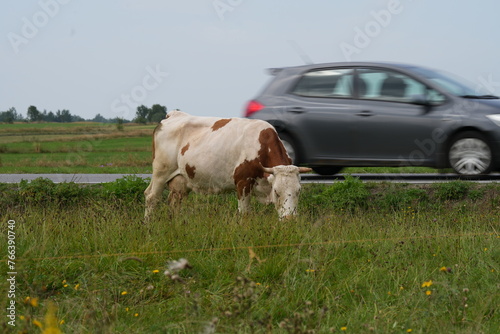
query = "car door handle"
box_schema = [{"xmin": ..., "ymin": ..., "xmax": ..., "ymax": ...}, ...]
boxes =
[
  {"xmin": 288, "ymin": 107, "xmax": 306, "ymax": 113},
  {"xmin": 356, "ymin": 110, "xmax": 373, "ymax": 117}
]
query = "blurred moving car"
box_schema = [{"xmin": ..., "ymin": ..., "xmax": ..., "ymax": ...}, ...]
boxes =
[{"xmin": 244, "ymin": 62, "xmax": 500, "ymax": 176}]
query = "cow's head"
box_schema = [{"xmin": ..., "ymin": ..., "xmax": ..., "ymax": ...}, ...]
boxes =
[{"xmin": 262, "ymin": 165, "xmax": 312, "ymax": 219}]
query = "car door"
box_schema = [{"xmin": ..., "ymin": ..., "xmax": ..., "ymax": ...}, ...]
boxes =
[
  {"xmin": 283, "ymin": 67, "xmax": 357, "ymax": 162},
  {"xmin": 353, "ymin": 67, "xmax": 447, "ymax": 164}
]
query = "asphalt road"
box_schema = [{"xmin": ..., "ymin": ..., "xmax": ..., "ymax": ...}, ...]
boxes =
[{"xmin": 2, "ymin": 173, "xmax": 500, "ymax": 184}]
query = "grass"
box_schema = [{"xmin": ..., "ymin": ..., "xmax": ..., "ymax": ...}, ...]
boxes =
[
  {"xmin": 1, "ymin": 178, "xmax": 498, "ymax": 333},
  {"xmin": 0, "ymin": 122, "xmax": 155, "ymax": 173}
]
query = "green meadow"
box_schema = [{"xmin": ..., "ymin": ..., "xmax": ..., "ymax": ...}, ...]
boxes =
[
  {"xmin": 0, "ymin": 177, "xmax": 498, "ymax": 333},
  {"xmin": 0, "ymin": 122, "xmax": 156, "ymax": 174}
]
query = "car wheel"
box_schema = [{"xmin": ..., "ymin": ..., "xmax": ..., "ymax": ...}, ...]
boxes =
[
  {"xmin": 448, "ymin": 131, "xmax": 493, "ymax": 175},
  {"xmin": 312, "ymin": 166, "xmax": 343, "ymax": 176},
  {"xmin": 279, "ymin": 133, "xmax": 298, "ymax": 164}
]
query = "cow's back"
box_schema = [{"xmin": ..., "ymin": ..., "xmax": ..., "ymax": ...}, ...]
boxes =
[{"xmin": 153, "ymin": 111, "xmax": 289, "ymax": 193}]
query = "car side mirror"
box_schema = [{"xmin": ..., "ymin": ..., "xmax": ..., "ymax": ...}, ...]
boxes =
[{"xmin": 410, "ymin": 95, "xmax": 433, "ymax": 114}]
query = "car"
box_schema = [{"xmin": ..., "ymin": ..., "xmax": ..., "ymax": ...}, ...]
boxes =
[{"xmin": 244, "ymin": 61, "xmax": 500, "ymax": 176}]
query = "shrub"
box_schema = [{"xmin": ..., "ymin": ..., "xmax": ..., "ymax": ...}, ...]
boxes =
[
  {"xmin": 18, "ymin": 177, "xmax": 95, "ymax": 205},
  {"xmin": 433, "ymin": 181, "xmax": 470, "ymax": 200},
  {"xmin": 101, "ymin": 175, "xmax": 150, "ymax": 202},
  {"xmin": 316, "ymin": 175, "xmax": 370, "ymax": 212}
]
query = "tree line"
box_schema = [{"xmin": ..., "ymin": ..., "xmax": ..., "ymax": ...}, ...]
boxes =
[{"xmin": 0, "ymin": 104, "xmax": 167, "ymax": 124}]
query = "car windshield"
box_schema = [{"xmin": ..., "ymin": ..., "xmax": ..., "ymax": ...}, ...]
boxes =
[{"xmin": 409, "ymin": 66, "xmax": 496, "ymax": 98}]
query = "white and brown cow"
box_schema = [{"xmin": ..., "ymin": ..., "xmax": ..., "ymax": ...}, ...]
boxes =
[{"xmin": 144, "ymin": 110, "xmax": 311, "ymax": 220}]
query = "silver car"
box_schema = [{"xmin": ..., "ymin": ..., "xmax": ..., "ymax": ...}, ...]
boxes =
[{"xmin": 244, "ymin": 62, "xmax": 500, "ymax": 176}]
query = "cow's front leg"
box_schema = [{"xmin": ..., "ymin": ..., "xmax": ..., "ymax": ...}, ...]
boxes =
[
  {"xmin": 237, "ymin": 193, "xmax": 251, "ymax": 214},
  {"xmin": 236, "ymin": 179, "xmax": 254, "ymax": 215}
]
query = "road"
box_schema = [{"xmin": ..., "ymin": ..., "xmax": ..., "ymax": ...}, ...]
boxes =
[{"xmin": 2, "ymin": 173, "xmax": 500, "ymax": 184}]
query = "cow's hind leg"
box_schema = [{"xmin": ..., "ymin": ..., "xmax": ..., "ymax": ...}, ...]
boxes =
[
  {"xmin": 167, "ymin": 175, "xmax": 189, "ymax": 209},
  {"xmin": 144, "ymin": 169, "xmax": 171, "ymax": 221}
]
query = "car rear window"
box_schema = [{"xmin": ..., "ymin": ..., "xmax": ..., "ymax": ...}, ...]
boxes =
[{"xmin": 291, "ymin": 68, "xmax": 353, "ymax": 98}]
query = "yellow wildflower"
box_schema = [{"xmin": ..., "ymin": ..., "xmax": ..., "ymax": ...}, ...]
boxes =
[
  {"xmin": 134, "ymin": 313, "xmax": 139, "ymax": 317},
  {"xmin": 74, "ymin": 284, "xmax": 80, "ymax": 290},
  {"xmin": 407, "ymin": 329, "xmax": 412, "ymax": 333},
  {"xmin": 33, "ymin": 319, "xmax": 43, "ymax": 328},
  {"xmin": 341, "ymin": 326, "xmax": 347, "ymax": 331},
  {"xmin": 121, "ymin": 291, "xmax": 128, "ymax": 295},
  {"xmin": 30, "ymin": 298, "xmax": 39, "ymax": 307},
  {"xmin": 421, "ymin": 280, "xmax": 433, "ymax": 288},
  {"xmin": 426, "ymin": 290, "xmax": 432, "ymax": 296},
  {"xmin": 42, "ymin": 302, "xmax": 62, "ymax": 334},
  {"xmin": 152, "ymin": 270, "xmax": 160, "ymax": 273}
]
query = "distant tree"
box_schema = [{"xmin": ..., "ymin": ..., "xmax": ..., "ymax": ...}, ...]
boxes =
[
  {"xmin": 59, "ymin": 109, "xmax": 72, "ymax": 122},
  {"xmin": 91, "ymin": 113, "xmax": 107, "ymax": 123},
  {"xmin": 0, "ymin": 107, "xmax": 17, "ymax": 123},
  {"xmin": 45, "ymin": 111, "xmax": 56, "ymax": 122},
  {"xmin": 71, "ymin": 114, "xmax": 85, "ymax": 122},
  {"xmin": 115, "ymin": 117, "xmax": 124, "ymax": 131},
  {"xmin": 133, "ymin": 105, "xmax": 150, "ymax": 124},
  {"xmin": 133, "ymin": 104, "xmax": 167, "ymax": 123},
  {"xmin": 149, "ymin": 104, "xmax": 167, "ymax": 123},
  {"xmin": 27, "ymin": 105, "xmax": 42, "ymax": 122}
]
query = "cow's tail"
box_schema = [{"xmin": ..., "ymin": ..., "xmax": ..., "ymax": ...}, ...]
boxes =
[
  {"xmin": 151, "ymin": 123, "xmax": 164, "ymax": 161},
  {"xmin": 165, "ymin": 169, "xmax": 182, "ymax": 184}
]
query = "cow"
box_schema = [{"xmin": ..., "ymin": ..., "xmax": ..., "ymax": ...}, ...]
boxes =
[{"xmin": 144, "ymin": 110, "xmax": 311, "ymax": 220}]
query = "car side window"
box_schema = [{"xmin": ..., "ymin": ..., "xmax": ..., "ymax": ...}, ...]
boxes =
[
  {"xmin": 292, "ymin": 68, "xmax": 353, "ymax": 98},
  {"xmin": 357, "ymin": 68, "xmax": 445, "ymax": 104}
]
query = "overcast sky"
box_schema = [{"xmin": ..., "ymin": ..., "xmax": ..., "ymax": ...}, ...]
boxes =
[{"xmin": 2, "ymin": 0, "xmax": 500, "ymax": 121}]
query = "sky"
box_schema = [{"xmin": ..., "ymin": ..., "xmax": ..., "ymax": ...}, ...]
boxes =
[{"xmin": 2, "ymin": 0, "xmax": 500, "ymax": 121}]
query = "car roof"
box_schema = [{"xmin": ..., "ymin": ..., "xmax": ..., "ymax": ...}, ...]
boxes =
[{"xmin": 267, "ymin": 61, "xmax": 425, "ymax": 75}]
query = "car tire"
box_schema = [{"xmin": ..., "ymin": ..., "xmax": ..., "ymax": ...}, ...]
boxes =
[
  {"xmin": 448, "ymin": 131, "xmax": 493, "ymax": 175},
  {"xmin": 312, "ymin": 166, "xmax": 343, "ymax": 176},
  {"xmin": 279, "ymin": 133, "xmax": 299, "ymax": 164}
]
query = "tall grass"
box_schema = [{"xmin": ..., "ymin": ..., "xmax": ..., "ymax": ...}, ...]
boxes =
[{"xmin": 1, "ymin": 178, "xmax": 498, "ymax": 333}]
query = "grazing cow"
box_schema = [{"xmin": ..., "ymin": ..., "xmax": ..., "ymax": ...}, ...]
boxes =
[{"xmin": 144, "ymin": 110, "xmax": 311, "ymax": 220}]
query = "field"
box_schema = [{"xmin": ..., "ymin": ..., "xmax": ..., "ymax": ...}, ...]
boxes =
[
  {"xmin": 0, "ymin": 122, "xmax": 156, "ymax": 174},
  {"xmin": 0, "ymin": 122, "xmax": 439, "ymax": 174},
  {"xmin": 1, "ymin": 177, "xmax": 498, "ymax": 333}
]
